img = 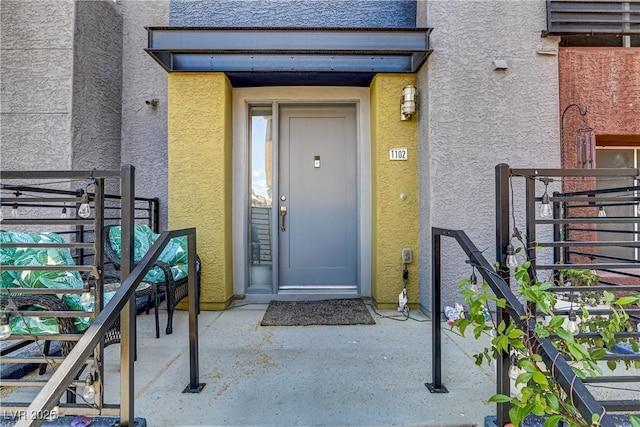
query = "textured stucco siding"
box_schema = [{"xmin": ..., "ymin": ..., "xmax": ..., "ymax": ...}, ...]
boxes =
[
  {"xmin": 559, "ymin": 47, "xmax": 640, "ymax": 168},
  {"xmin": 170, "ymin": 0, "xmax": 416, "ymax": 27},
  {"xmin": 417, "ymin": 0, "xmax": 561, "ymax": 314},
  {"xmin": 71, "ymin": 1, "xmax": 123, "ymax": 172},
  {"xmin": 121, "ymin": 1, "xmax": 170, "ymax": 226},
  {"xmin": 370, "ymin": 75, "xmax": 419, "ymax": 309},
  {"xmin": 168, "ymin": 73, "xmax": 234, "ymax": 310},
  {"xmin": 0, "ymin": 0, "xmax": 75, "ymax": 170}
]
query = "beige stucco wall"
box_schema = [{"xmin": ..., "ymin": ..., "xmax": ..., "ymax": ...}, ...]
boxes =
[
  {"xmin": 168, "ymin": 73, "xmax": 234, "ymax": 310},
  {"xmin": 370, "ymin": 74, "xmax": 420, "ymax": 309}
]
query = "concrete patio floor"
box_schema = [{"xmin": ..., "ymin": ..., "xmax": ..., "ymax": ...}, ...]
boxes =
[
  {"xmin": 4, "ymin": 302, "xmax": 639, "ymax": 426},
  {"xmin": 5, "ymin": 303, "xmax": 497, "ymax": 426},
  {"xmin": 102, "ymin": 303, "xmax": 497, "ymax": 426}
]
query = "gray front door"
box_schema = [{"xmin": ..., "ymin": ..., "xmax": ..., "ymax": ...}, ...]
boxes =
[{"xmin": 278, "ymin": 105, "xmax": 357, "ymax": 289}]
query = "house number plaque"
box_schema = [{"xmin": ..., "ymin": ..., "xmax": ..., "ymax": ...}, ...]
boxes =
[{"xmin": 389, "ymin": 148, "xmax": 408, "ymax": 161}]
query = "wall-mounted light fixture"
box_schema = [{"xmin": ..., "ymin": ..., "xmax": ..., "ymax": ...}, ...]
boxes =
[
  {"xmin": 576, "ymin": 122, "xmax": 595, "ymax": 169},
  {"xmin": 561, "ymin": 104, "xmax": 594, "ymax": 168},
  {"xmin": 400, "ymin": 85, "xmax": 417, "ymax": 121}
]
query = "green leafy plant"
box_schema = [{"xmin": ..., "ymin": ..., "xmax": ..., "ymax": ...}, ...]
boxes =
[
  {"xmin": 559, "ymin": 268, "xmax": 604, "ymax": 306},
  {"xmin": 452, "ymin": 261, "xmax": 640, "ymax": 427}
]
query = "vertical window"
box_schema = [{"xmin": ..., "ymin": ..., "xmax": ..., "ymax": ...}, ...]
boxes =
[
  {"xmin": 249, "ymin": 106, "xmax": 273, "ymax": 287},
  {"xmin": 596, "ymin": 148, "xmax": 638, "ymax": 262}
]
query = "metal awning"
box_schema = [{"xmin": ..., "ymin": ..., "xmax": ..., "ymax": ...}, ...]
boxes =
[{"xmin": 146, "ymin": 27, "xmax": 432, "ymax": 86}]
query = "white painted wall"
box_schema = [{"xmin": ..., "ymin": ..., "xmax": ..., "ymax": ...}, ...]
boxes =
[{"xmin": 417, "ymin": 0, "xmax": 561, "ymax": 314}]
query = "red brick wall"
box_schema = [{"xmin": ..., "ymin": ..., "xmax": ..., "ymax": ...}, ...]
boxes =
[
  {"xmin": 558, "ymin": 48, "xmax": 640, "ymax": 277},
  {"xmin": 559, "ymin": 47, "xmax": 640, "ymax": 169}
]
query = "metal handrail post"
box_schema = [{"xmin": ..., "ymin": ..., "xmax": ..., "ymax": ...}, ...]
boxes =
[
  {"xmin": 525, "ymin": 175, "xmax": 538, "ymax": 328},
  {"xmin": 525, "ymin": 176, "xmax": 537, "ymax": 270},
  {"xmin": 426, "ymin": 231, "xmax": 448, "ymax": 393},
  {"xmin": 76, "ymin": 189, "xmax": 85, "ymax": 266},
  {"xmin": 120, "ymin": 164, "xmax": 135, "ymax": 426},
  {"xmin": 495, "ymin": 163, "xmax": 511, "ymax": 426},
  {"xmin": 552, "ymin": 191, "xmax": 562, "ymax": 282},
  {"xmin": 152, "ymin": 197, "xmax": 160, "ymax": 233},
  {"xmin": 184, "ymin": 232, "xmax": 205, "ymax": 393},
  {"xmin": 552, "ymin": 191, "xmax": 561, "ymax": 263},
  {"xmin": 94, "ymin": 178, "xmax": 106, "ymax": 409}
]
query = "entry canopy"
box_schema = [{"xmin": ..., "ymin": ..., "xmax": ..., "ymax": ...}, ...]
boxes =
[{"xmin": 146, "ymin": 27, "xmax": 432, "ymax": 86}]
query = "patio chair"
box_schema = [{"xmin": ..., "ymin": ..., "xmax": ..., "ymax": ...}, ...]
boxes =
[
  {"xmin": 0, "ymin": 230, "xmax": 121, "ymax": 373},
  {"xmin": 104, "ymin": 224, "xmax": 200, "ymax": 335},
  {"xmin": 1, "ymin": 294, "xmax": 121, "ymax": 372}
]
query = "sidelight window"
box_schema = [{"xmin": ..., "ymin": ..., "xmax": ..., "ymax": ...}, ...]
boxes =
[{"xmin": 248, "ymin": 106, "xmax": 274, "ymax": 287}]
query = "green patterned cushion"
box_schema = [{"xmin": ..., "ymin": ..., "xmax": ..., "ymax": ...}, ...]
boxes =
[
  {"xmin": 108, "ymin": 225, "xmax": 193, "ymax": 283},
  {"xmin": 0, "ymin": 231, "xmax": 92, "ymax": 332},
  {"xmin": 108, "ymin": 225, "xmax": 157, "ymax": 262},
  {"xmin": 8, "ymin": 314, "xmax": 61, "ymax": 335},
  {"xmin": 7, "ymin": 292, "xmax": 116, "ymax": 335}
]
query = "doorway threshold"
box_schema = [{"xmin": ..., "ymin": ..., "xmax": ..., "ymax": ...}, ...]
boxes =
[
  {"xmin": 279, "ymin": 285, "xmax": 358, "ymax": 291},
  {"xmin": 239, "ymin": 290, "xmax": 360, "ymax": 304}
]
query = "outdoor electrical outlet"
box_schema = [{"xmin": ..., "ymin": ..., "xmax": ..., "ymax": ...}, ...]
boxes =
[{"xmin": 402, "ymin": 248, "xmax": 413, "ymax": 263}]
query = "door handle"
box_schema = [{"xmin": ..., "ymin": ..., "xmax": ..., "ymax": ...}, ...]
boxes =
[{"xmin": 280, "ymin": 206, "xmax": 287, "ymax": 231}]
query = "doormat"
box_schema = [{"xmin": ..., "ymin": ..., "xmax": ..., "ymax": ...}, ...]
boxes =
[{"xmin": 261, "ymin": 298, "xmax": 376, "ymax": 326}]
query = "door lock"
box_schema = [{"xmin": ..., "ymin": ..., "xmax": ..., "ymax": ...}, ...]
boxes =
[{"xmin": 280, "ymin": 206, "xmax": 287, "ymax": 231}]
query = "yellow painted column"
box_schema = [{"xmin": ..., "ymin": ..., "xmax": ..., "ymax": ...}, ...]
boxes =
[
  {"xmin": 167, "ymin": 73, "xmax": 233, "ymax": 310},
  {"xmin": 370, "ymin": 74, "xmax": 419, "ymax": 309}
]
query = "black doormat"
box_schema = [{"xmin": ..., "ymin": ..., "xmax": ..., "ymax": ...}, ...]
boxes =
[{"xmin": 261, "ymin": 298, "xmax": 376, "ymax": 326}]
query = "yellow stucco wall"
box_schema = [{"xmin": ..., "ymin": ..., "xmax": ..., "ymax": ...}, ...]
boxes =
[
  {"xmin": 166, "ymin": 73, "xmax": 418, "ymax": 309},
  {"xmin": 168, "ymin": 73, "xmax": 234, "ymax": 310},
  {"xmin": 370, "ymin": 74, "xmax": 420, "ymax": 309}
]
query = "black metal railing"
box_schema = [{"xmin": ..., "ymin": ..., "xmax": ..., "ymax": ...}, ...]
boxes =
[
  {"xmin": 1, "ymin": 181, "xmax": 159, "ymax": 266},
  {"xmin": 0, "ymin": 166, "xmax": 202, "ymax": 427},
  {"xmin": 16, "ymin": 228, "xmax": 201, "ymax": 427},
  {"xmin": 0, "ymin": 168, "xmax": 158, "ymax": 387},
  {"xmin": 555, "ymin": 184, "xmax": 640, "ymax": 281},
  {"xmin": 505, "ymin": 165, "xmax": 639, "ymax": 418},
  {"xmin": 1, "ymin": 168, "xmax": 121, "ymax": 420},
  {"xmin": 429, "ymin": 164, "xmax": 640, "ymax": 427},
  {"xmin": 544, "ymin": 0, "xmax": 640, "ymax": 36},
  {"xmin": 429, "ymin": 227, "xmax": 612, "ymax": 427}
]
